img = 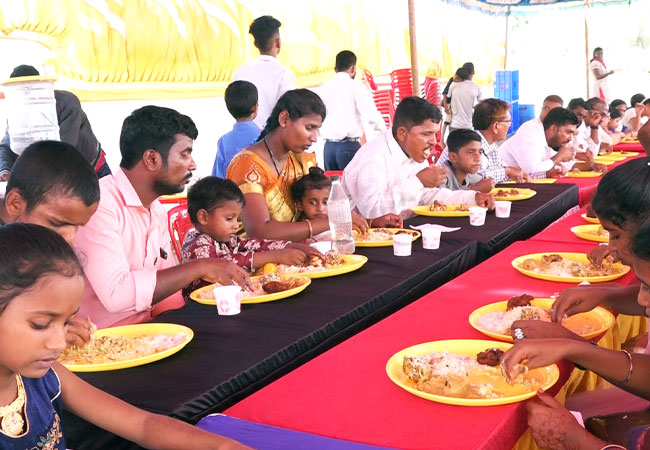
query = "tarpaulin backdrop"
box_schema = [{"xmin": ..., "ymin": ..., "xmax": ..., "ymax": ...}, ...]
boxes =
[{"xmin": 0, "ymin": 0, "xmax": 507, "ymax": 100}]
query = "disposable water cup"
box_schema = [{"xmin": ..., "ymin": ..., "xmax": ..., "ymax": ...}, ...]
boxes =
[
  {"xmin": 469, "ymin": 206, "xmax": 487, "ymax": 226},
  {"xmin": 422, "ymin": 228, "xmax": 442, "ymax": 250},
  {"xmin": 495, "ymin": 201, "xmax": 512, "ymax": 218},
  {"xmin": 393, "ymin": 233, "xmax": 412, "ymax": 256},
  {"xmin": 213, "ymin": 285, "xmax": 242, "ymax": 316}
]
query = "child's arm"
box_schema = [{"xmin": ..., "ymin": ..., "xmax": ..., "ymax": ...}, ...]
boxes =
[
  {"xmin": 56, "ymin": 363, "xmax": 250, "ymax": 450},
  {"xmin": 250, "ymin": 248, "xmax": 309, "ymax": 268}
]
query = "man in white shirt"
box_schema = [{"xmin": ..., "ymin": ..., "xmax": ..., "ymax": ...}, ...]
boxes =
[
  {"xmin": 447, "ymin": 64, "xmax": 483, "ymax": 131},
  {"xmin": 233, "ymin": 16, "xmax": 295, "ymax": 129},
  {"xmin": 317, "ymin": 50, "xmax": 386, "ymax": 171},
  {"xmin": 622, "ymin": 94, "xmax": 648, "ymax": 133},
  {"xmin": 342, "ymin": 97, "xmax": 493, "ymax": 219},
  {"xmin": 499, "ymin": 107, "xmax": 580, "ymax": 179},
  {"xmin": 587, "ymin": 97, "xmax": 612, "ymax": 153},
  {"xmin": 568, "ymin": 97, "xmax": 601, "ymax": 157}
]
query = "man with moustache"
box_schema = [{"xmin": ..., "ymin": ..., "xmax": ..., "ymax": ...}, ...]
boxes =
[
  {"xmin": 75, "ymin": 106, "xmax": 250, "ymax": 328},
  {"xmin": 499, "ymin": 107, "xmax": 581, "ymax": 179},
  {"xmin": 342, "ymin": 97, "xmax": 493, "ymax": 219}
]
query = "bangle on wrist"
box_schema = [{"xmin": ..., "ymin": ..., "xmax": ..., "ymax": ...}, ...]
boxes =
[
  {"xmin": 368, "ymin": 218, "xmax": 373, "ymax": 228},
  {"xmin": 617, "ymin": 349, "xmax": 633, "ymax": 384},
  {"xmin": 601, "ymin": 445, "xmax": 627, "ymax": 449},
  {"xmin": 304, "ymin": 219, "xmax": 313, "ymax": 239}
]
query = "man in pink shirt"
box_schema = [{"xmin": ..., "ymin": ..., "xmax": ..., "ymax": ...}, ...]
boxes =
[{"xmin": 75, "ymin": 106, "xmax": 250, "ymax": 328}]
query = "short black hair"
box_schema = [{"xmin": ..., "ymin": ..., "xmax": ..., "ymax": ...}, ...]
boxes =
[
  {"xmin": 119, "ymin": 105, "xmax": 198, "ymax": 170},
  {"xmin": 542, "ymin": 107, "xmax": 579, "ymax": 130},
  {"xmin": 187, "ymin": 177, "xmax": 245, "ymax": 226},
  {"xmin": 592, "ymin": 157, "xmax": 650, "ymax": 230},
  {"xmin": 644, "ymin": 98, "xmax": 650, "ymax": 106},
  {"xmin": 392, "ymin": 97, "xmax": 442, "ymax": 137},
  {"xmin": 6, "ymin": 140, "xmax": 99, "ymax": 211},
  {"xmin": 587, "ymin": 97, "xmax": 606, "ymax": 109},
  {"xmin": 225, "ymin": 81, "xmax": 258, "ymax": 119},
  {"xmin": 544, "ymin": 95, "xmax": 564, "ymax": 106},
  {"xmin": 568, "ymin": 98, "xmax": 589, "ymax": 111},
  {"xmin": 291, "ymin": 167, "xmax": 331, "ymax": 203},
  {"xmin": 609, "ymin": 108, "xmax": 622, "ymax": 120},
  {"xmin": 609, "ymin": 99, "xmax": 626, "ymax": 111},
  {"xmin": 461, "ymin": 62, "xmax": 474, "ymax": 74},
  {"xmin": 447, "ymin": 129, "xmax": 482, "ymax": 154},
  {"xmin": 631, "ymin": 93, "xmax": 645, "ymax": 107},
  {"xmin": 10, "ymin": 64, "xmax": 40, "ymax": 78},
  {"xmin": 472, "ymin": 98, "xmax": 510, "ymax": 130},
  {"xmin": 0, "ymin": 223, "xmax": 82, "ymax": 314},
  {"xmin": 249, "ymin": 15, "xmax": 281, "ymax": 53},
  {"xmin": 335, "ymin": 50, "xmax": 357, "ymax": 72}
]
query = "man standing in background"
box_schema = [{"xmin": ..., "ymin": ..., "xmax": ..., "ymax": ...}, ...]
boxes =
[
  {"xmin": 234, "ymin": 16, "xmax": 295, "ymax": 129},
  {"xmin": 317, "ymin": 50, "xmax": 386, "ymax": 171}
]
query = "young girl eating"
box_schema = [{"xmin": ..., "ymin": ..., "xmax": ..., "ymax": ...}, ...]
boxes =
[
  {"xmin": 181, "ymin": 177, "xmax": 317, "ymax": 295},
  {"xmin": 0, "ymin": 223, "xmax": 248, "ymax": 449}
]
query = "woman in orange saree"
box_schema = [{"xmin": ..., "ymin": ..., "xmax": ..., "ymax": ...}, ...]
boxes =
[{"xmin": 228, "ymin": 89, "xmax": 400, "ymax": 241}]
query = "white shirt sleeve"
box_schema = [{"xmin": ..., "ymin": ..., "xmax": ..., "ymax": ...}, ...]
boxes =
[
  {"xmin": 344, "ymin": 158, "xmax": 423, "ymax": 219},
  {"xmin": 277, "ymin": 68, "xmax": 296, "ymax": 100},
  {"xmin": 420, "ymin": 187, "xmax": 478, "ymax": 207}
]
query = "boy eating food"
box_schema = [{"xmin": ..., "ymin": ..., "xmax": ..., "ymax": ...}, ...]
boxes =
[{"xmin": 442, "ymin": 129, "xmax": 493, "ymax": 193}]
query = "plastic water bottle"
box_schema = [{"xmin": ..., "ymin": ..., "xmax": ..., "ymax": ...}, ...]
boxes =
[{"xmin": 328, "ymin": 176, "xmax": 355, "ymax": 254}]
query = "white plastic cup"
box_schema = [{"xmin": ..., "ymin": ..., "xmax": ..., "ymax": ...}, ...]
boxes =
[
  {"xmin": 422, "ymin": 228, "xmax": 442, "ymax": 250},
  {"xmin": 495, "ymin": 200, "xmax": 512, "ymax": 218},
  {"xmin": 469, "ymin": 206, "xmax": 487, "ymax": 226},
  {"xmin": 213, "ymin": 285, "xmax": 242, "ymax": 315},
  {"xmin": 392, "ymin": 233, "xmax": 412, "ymax": 256}
]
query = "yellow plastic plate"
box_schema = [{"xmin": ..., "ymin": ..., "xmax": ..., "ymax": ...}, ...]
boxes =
[
  {"xmin": 190, "ymin": 275, "xmax": 311, "ymax": 305},
  {"xmin": 500, "ymin": 179, "xmax": 556, "ymax": 184},
  {"xmin": 570, "ymin": 224, "xmax": 609, "ymax": 243},
  {"xmin": 160, "ymin": 193, "xmax": 187, "ymax": 201},
  {"xmin": 411, "ymin": 204, "xmax": 469, "ymax": 217},
  {"xmin": 511, "ymin": 252, "xmax": 630, "ymax": 283},
  {"xmin": 491, "ymin": 188, "xmax": 537, "ymax": 201},
  {"xmin": 612, "ymin": 151, "xmax": 639, "ymax": 157},
  {"xmin": 61, "ymin": 323, "xmax": 194, "ymax": 372},
  {"xmin": 581, "ymin": 213, "xmax": 600, "ymax": 224},
  {"xmin": 594, "ymin": 154, "xmax": 626, "ymax": 162},
  {"xmin": 385, "ymin": 339, "xmax": 559, "ymax": 406},
  {"xmin": 566, "ymin": 171, "xmax": 604, "ymax": 178},
  {"xmin": 267, "ymin": 254, "xmax": 369, "ymax": 279},
  {"xmin": 592, "ymin": 158, "xmax": 615, "ymax": 166},
  {"xmin": 468, "ymin": 298, "xmax": 615, "ymax": 342},
  {"xmin": 620, "ymin": 137, "xmax": 639, "ymax": 144},
  {"xmin": 354, "ymin": 228, "xmax": 420, "ymax": 247}
]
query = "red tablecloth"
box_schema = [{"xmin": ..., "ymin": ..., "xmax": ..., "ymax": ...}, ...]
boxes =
[
  {"xmin": 226, "ymin": 240, "xmax": 638, "ymax": 450},
  {"xmin": 529, "ymin": 206, "xmax": 598, "ymax": 245},
  {"xmin": 613, "ymin": 142, "xmax": 645, "ymax": 152},
  {"xmin": 552, "ymin": 153, "xmax": 642, "ymax": 206}
]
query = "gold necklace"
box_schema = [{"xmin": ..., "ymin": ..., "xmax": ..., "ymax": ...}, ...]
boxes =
[{"xmin": 0, "ymin": 375, "xmax": 25, "ymax": 436}]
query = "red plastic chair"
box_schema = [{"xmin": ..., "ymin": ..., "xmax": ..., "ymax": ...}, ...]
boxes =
[
  {"xmin": 167, "ymin": 204, "xmax": 194, "ymax": 261},
  {"xmin": 362, "ymin": 69, "xmax": 378, "ymax": 91}
]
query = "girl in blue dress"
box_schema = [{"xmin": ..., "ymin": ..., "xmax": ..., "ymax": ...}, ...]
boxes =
[{"xmin": 0, "ymin": 223, "xmax": 249, "ymax": 450}]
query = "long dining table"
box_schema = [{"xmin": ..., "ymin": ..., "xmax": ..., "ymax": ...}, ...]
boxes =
[
  {"xmin": 63, "ymin": 184, "xmax": 579, "ymax": 450},
  {"xmin": 225, "ymin": 233, "xmax": 641, "ymax": 450}
]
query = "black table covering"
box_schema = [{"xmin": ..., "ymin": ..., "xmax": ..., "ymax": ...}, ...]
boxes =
[{"xmin": 62, "ymin": 183, "xmax": 578, "ymax": 450}]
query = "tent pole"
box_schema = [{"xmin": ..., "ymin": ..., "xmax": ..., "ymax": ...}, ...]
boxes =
[
  {"xmin": 584, "ymin": 0, "xmax": 590, "ymax": 98},
  {"xmin": 504, "ymin": 7, "xmax": 510, "ymax": 69},
  {"xmin": 408, "ymin": 0, "xmax": 420, "ymax": 97}
]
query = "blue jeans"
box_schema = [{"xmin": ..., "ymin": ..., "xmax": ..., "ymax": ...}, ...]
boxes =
[{"xmin": 324, "ymin": 140, "xmax": 361, "ymax": 171}]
